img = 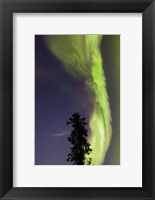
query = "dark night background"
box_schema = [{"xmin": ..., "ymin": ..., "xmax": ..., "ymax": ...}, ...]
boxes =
[{"xmin": 35, "ymin": 35, "xmax": 120, "ymax": 165}]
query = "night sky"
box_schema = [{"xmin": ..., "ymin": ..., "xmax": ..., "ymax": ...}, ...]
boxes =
[{"xmin": 35, "ymin": 35, "xmax": 120, "ymax": 165}]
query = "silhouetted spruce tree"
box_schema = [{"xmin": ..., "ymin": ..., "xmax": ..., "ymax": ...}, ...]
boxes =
[{"xmin": 66, "ymin": 113, "xmax": 92, "ymax": 165}]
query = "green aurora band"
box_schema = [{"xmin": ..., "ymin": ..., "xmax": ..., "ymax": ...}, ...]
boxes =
[{"xmin": 46, "ymin": 35, "xmax": 112, "ymax": 165}]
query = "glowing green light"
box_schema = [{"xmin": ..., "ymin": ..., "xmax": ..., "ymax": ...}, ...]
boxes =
[{"xmin": 46, "ymin": 35, "xmax": 112, "ymax": 165}]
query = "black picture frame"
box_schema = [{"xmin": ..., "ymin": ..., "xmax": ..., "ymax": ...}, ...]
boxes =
[{"xmin": 0, "ymin": 0, "xmax": 154, "ymax": 199}]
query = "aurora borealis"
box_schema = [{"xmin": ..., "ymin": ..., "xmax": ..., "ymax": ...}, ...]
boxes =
[{"xmin": 35, "ymin": 35, "xmax": 120, "ymax": 165}]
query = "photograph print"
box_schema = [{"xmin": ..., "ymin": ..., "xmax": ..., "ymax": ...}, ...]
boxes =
[{"xmin": 35, "ymin": 35, "xmax": 120, "ymax": 165}]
